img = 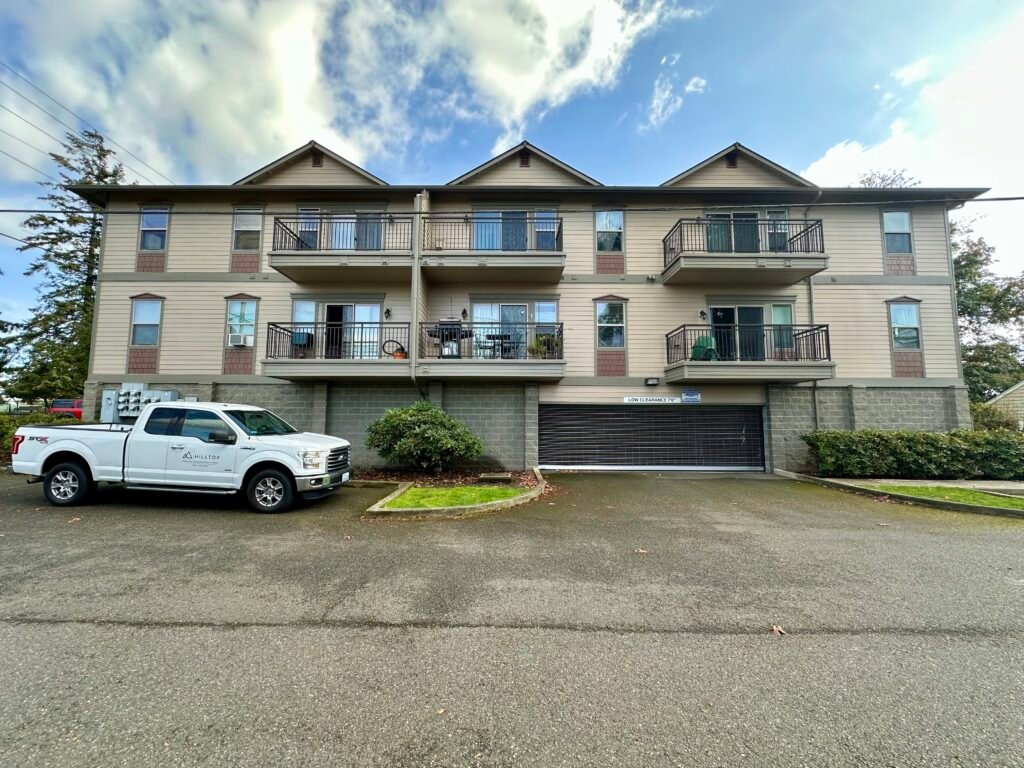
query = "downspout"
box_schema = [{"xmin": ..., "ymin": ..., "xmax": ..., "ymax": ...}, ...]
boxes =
[
  {"xmin": 410, "ymin": 190, "xmax": 430, "ymax": 399},
  {"xmin": 805, "ymin": 191, "xmax": 823, "ymax": 430}
]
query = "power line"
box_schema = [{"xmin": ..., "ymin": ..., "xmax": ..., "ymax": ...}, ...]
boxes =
[
  {"xmin": 0, "ymin": 148, "xmax": 60, "ymax": 183},
  {"xmin": 0, "ymin": 79, "xmax": 158, "ymax": 184},
  {"xmin": 0, "ymin": 230, "xmax": 28, "ymax": 245},
  {"xmin": 0, "ymin": 60, "xmax": 177, "ymax": 184},
  {"xmin": 0, "ymin": 103, "xmax": 66, "ymax": 147},
  {"xmin": 0, "ymin": 196, "xmax": 1020, "ymax": 217},
  {"xmin": 0, "ymin": 127, "xmax": 52, "ymax": 157}
]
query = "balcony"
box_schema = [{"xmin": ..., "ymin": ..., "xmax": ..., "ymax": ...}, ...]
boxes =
[
  {"xmin": 268, "ymin": 215, "xmax": 414, "ymax": 281},
  {"xmin": 664, "ymin": 324, "xmax": 835, "ymax": 383},
  {"xmin": 662, "ymin": 219, "xmax": 828, "ymax": 285},
  {"xmin": 420, "ymin": 213, "xmax": 565, "ymax": 282},
  {"xmin": 415, "ymin": 321, "xmax": 565, "ymax": 379},
  {"xmin": 261, "ymin": 322, "xmax": 412, "ymax": 379}
]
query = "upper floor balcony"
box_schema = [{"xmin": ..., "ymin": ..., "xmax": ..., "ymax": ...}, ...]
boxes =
[
  {"xmin": 664, "ymin": 323, "xmax": 835, "ymax": 383},
  {"xmin": 261, "ymin": 321, "xmax": 412, "ymax": 379},
  {"xmin": 268, "ymin": 214, "xmax": 414, "ymax": 281},
  {"xmin": 420, "ymin": 213, "xmax": 565, "ymax": 282},
  {"xmin": 662, "ymin": 218, "xmax": 828, "ymax": 285},
  {"xmin": 415, "ymin": 320, "xmax": 566, "ymax": 380}
]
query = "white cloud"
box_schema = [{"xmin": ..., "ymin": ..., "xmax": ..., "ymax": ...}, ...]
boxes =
[
  {"xmin": 0, "ymin": 0, "xmax": 699, "ymax": 182},
  {"xmin": 801, "ymin": 13, "xmax": 1024, "ymax": 275},
  {"xmin": 684, "ymin": 75, "xmax": 707, "ymax": 94},
  {"xmin": 891, "ymin": 57, "xmax": 931, "ymax": 86},
  {"xmin": 661, "ymin": 52, "xmax": 681, "ymax": 66},
  {"xmin": 638, "ymin": 73, "xmax": 683, "ymax": 134},
  {"xmin": 879, "ymin": 90, "xmax": 899, "ymax": 110}
]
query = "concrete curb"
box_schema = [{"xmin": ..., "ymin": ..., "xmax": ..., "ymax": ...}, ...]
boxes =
[
  {"xmin": 774, "ymin": 469, "xmax": 1024, "ymax": 519},
  {"xmin": 365, "ymin": 468, "xmax": 546, "ymax": 518},
  {"xmin": 347, "ymin": 479, "xmax": 405, "ymax": 488}
]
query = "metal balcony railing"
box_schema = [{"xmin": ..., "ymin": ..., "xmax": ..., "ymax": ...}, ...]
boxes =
[
  {"xmin": 665, "ymin": 324, "xmax": 831, "ymax": 365},
  {"xmin": 422, "ymin": 213, "xmax": 563, "ymax": 252},
  {"xmin": 419, "ymin": 321, "xmax": 564, "ymax": 360},
  {"xmin": 271, "ymin": 215, "xmax": 413, "ymax": 252},
  {"xmin": 266, "ymin": 322, "xmax": 411, "ymax": 360},
  {"xmin": 663, "ymin": 218, "xmax": 825, "ymax": 268}
]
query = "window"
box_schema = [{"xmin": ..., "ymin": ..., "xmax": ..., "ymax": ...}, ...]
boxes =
[
  {"xmin": 143, "ymin": 407, "xmax": 181, "ymax": 436},
  {"xmin": 534, "ymin": 210, "xmax": 558, "ymax": 250},
  {"xmin": 130, "ymin": 299, "xmax": 161, "ymax": 346},
  {"xmin": 180, "ymin": 409, "xmax": 231, "ymax": 441},
  {"xmin": 889, "ymin": 303, "xmax": 921, "ymax": 349},
  {"xmin": 227, "ymin": 299, "xmax": 256, "ymax": 342},
  {"xmin": 766, "ymin": 210, "xmax": 789, "ymax": 252},
  {"xmin": 225, "ymin": 409, "xmax": 298, "ymax": 436},
  {"xmin": 596, "ymin": 301, "xmax": 625, "ymax": 348},
  {"xmin": 233, "ymin": 209, "xmax": 262, "ymax": 251},
  {"xmin": 883, "ymin": 211, "xmax": 912, "ymax": 254},
  {"xmin": 292, "ymin": 300, "xmax": 316, "ymax": 325},
  {"xmin": 595, "ymin": 211, "xmax": 623, "ymax": 252},
  {"xmin": 139, "ymin": 207, "xmax": 169, "ymax": 251}
]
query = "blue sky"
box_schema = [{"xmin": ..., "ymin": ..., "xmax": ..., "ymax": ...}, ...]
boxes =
[{"xmin": 1, "ymin": 0, "xmax": 1022, "ymax": 324}]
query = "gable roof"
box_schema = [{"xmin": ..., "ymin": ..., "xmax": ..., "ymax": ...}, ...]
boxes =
[
  {"xmin": 988, "ymin": 380, "xmax": 1024, "ymax": 405},
  {"xmin": 661, "ymin": 142, "xmax": 816, "ymax": 188},
  {"xmin": 234, "ymin": 140, "xmax": 387, "ymax": 186},
  {"xmin": 448, "ymin": 141, "xmax": 601, "ymax": 186}
]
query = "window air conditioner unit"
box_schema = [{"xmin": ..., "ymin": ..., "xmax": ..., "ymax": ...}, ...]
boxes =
[{"xmin": 229, "ymin": 334, "xmax": 254, "ymax": 347}]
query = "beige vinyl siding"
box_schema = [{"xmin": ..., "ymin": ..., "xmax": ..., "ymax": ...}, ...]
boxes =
[
  {"xmin": 92, "ymin": 281, "xmax": 412, "ymax": 375},
  {"xmin": 255, "ymin": 155, "xmax": 377, "ymax": 185},
  {"xmin": 425, "ymin": 282, "xmax": 808, "ymax": 378},
  {"xmin": 991, "ymin": 386, "xmax": 1024, "ymax": 425},
  {"xmin": 814, "ymin": 284, "xmax": 959, "ymax": 378},
  {"xmin": 540, "ymin": 383, "xmax": 766, "ymax": 405},
  {"xmin": 667, "ymin": 158, "xmax": 802, "ymax": 188},
  {"xmin": 457, "ymin": 155, "xmax": 591, "ymax": 186},
  {"xmin": 816, "ymin": 204, "xmax": 950, "ymax": 275}
]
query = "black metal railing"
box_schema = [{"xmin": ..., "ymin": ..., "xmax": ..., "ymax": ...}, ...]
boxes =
[
  {"xmin": 266, "ymin": 322, "xmax": 411, "ymax": 361},
  {"xmin": 422, "ymin": 213, "xmax": 563, "ymax": 252},
  {"xmin": 272, "ymin": 215, "xmax": 413, "ymax": 252},
  {"xmin": 663, "ymin": 218, "xmax": 825, "ymax": 268},
  {"xmin": 419, "ymin": 321, "xmax": 564, "ymax": 360},
  {"xmin": 665, "ymin": 324, "xmax": 830, "ymax": 365}
]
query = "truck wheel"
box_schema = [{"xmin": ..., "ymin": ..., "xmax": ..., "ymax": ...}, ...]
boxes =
[
  {"xmin": 43, "ymin": 462, "xmax": 92, "ymax": 507},
  {"xmin": 245, "ymin": 469, "xmax": 295, "ymax": 513}
]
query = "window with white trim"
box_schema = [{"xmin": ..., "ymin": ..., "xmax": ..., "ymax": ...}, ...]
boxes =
[
  {"xmin": 139, "ymin": 207, "xmax": 169, "ymax": 251},
  {"xmin": 596, "ymin": 301, "xmax": 625, "ymax": 348},
  {"xmin": 883, "ymin": 211, "xmax": 912, "ymax": 254},
  {"xmin": 233, "ymin": 209, "xmax": 262, "ymax": 251},
  {"xmin": 595, "ymin": 211, "xmax": 623, "ymax": 252},
  {"xmin": 889, "ymin": 302, "xmax": 921, "ymax": 349},
  {"xmin": 226, "ymin": 299, "xmax": 256, "ymax": 345},
  {"xmin": 131, "ymin": 299, "xmax": 162, "ymax": 346}
]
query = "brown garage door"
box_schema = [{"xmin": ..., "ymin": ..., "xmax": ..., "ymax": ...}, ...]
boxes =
[{"xmin": 538, "ymin": 405, "xmax": 764, "ymax": 470}]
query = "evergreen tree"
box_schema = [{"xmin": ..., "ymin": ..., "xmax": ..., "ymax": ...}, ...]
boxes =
[{"xmin": 4, "ymin": 130, "xmax": 126, "ymax": 405}]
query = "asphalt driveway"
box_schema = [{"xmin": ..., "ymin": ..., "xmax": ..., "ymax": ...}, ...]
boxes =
[{"xmin": 1, "ymin": 471, "xmax": 1023, "ymax": 767}]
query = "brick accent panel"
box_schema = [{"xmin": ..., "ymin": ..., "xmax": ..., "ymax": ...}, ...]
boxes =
[
  {"xmin": 135, "ymin": 252, "xmax": 166, "ymax": 272},
  {"xmin": 884, "ymin": 254, "xmax": 915, "ymax": 276},
  {"xmin": 230, "ymin": 253, "xmax": 260, "ymax": 272},
  {"xmin": 127, "ymin": 347, "xmax": 159, "ymax": 374},
  {"xmin": 596, "ymin": 349, "xmax": 627, "ymax": 376},
  {"xmin": 222, "ymin": 347, "xmax": 255, "ymax": 374},
  {"xmin": 596, "ymin": 253, "xmax": 624, "ymax": 274},
  {"xmin": 892, "ymin": 349, "xmax": 925, "ymax": 378}
]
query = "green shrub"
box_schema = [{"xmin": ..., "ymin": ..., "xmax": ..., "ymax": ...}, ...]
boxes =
[
  {"xmin": 970, "ymin": 402, "xmax": 1020, "ymax": 431},
  {"xmin": 366, "ymin": 400, "xmax": 484, "ymax": 473},
  {"xmin": 0, "ymin": 413, "xmax": 79, "ymax": 462},
  {"xmin": 802, "ymin": 429, "xmax": 1024, "ymax": 480}
]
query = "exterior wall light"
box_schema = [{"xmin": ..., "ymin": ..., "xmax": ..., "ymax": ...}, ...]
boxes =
[{"xmin": 644, "ymin": 377, "xmax": 660, "ymax": 386}]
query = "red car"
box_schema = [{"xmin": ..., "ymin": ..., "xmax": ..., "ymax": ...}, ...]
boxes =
[{"xmin": 48, "ymin": 399, "xmax": 84, "ymax": 420}]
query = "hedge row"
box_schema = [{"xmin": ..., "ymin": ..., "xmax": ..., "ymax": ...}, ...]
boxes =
[
  {"xmin": 802, "ymin": 429, "xmax": 1024, "ymax": 480},
  {"xmin": 0, "ymin": 413, "xmax": 78, "ymax": 463}
]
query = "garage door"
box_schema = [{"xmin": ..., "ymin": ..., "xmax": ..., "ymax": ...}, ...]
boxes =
[{"xmin": 538, "ymin": 405, "xmax": 764, "ymax": 470}]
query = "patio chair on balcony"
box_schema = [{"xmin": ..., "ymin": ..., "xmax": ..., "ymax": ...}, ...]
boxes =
[{"xmin": 691, "ymin": 335, "xmax": 719, "ymax": 361}]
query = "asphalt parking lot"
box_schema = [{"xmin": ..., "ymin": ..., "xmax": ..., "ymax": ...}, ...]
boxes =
[{"xmin": 1, "ymin": 470, "xmax": 1023, "ymax": 767}]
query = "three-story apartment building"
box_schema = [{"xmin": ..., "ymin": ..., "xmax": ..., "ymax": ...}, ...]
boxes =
[{"xmin": 72, "ymin": 140, "xmax": 982, "ymax": 471}]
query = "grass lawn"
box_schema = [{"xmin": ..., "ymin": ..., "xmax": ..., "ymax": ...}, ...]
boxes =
[
  {"xmin": 384, "ymin": 484, "xmax": 527, "ymax": 510},
  {"xmin": 867, "ymin": 484, "xmax": 1024, "ymax": 510}
]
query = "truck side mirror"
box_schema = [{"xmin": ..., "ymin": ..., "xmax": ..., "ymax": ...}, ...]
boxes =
[{"xmin": 208, "ymin": 430, "xmax": 236, "ymax": 445}]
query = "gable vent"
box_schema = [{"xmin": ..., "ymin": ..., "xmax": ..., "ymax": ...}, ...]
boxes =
[
  {"xmin": 725, "ymin": 150, "xmax": 738, "ymax": 168},
  {"xmin": 518, "ymin": 148, "xmax": 531, "ymax": 167},
  {"xmin": 311, "ymin": 150, "xmax": 324, "ymax": 168}
]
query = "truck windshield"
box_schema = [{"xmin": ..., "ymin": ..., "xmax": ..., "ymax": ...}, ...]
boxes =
[{"xmin": 224, "ymin": 409, "xmax": 299, "ymax": 436}]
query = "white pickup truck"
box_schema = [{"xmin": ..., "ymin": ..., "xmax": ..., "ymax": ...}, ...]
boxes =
[{"xmin": 10, "ymin": 402, "xmax": 351, "ymax": 513}]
